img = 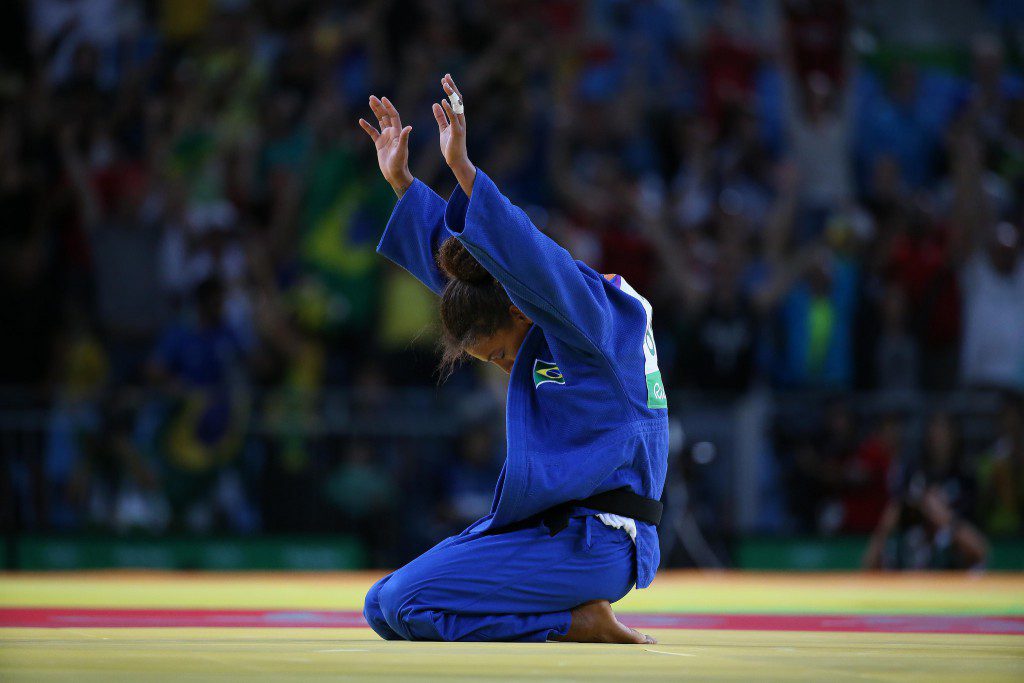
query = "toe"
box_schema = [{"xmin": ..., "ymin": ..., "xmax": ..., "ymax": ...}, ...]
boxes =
[{"xmin": 628, "ymin": 627, "xmax": 655, "ymax": 645}]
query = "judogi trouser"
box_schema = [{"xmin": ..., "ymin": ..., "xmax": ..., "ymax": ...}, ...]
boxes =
[{"xmin": 363, "ymin": 514, "xmax": 636, "ymax": 642}]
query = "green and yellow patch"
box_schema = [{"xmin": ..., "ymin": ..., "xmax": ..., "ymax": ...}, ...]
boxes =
[{"xmin": 533, "ymin": 359, "xmax": 565, "ymax": 387}]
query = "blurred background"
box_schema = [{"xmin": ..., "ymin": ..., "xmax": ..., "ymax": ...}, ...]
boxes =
[{"xmin": 1, "ymin": 0, "xmax": 1023, "ymax": 573}]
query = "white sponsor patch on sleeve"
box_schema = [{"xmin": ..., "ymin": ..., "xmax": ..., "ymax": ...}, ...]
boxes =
[{"xmin": 614, "ymin": 277, "xmax": 667, "ymax": 409}]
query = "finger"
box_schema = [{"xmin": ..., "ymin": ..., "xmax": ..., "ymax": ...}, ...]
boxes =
[
  {"xmin": 432, "ymin": 102, "xmax": 449, "ymax": 131},
  {"xmin": 358, "ymin": 118, "xmax": 380, "ymax": 142},
  {"xmin": 368, "ymin": 96, "xmax": 389, "ymax": 126},
  {"xmin": 443, "ymin": 73, "xmax": 461, "ymax": 98},
  {"xmin": 441, "ymin": 99, "xmax": 458, "ymax": 129},
  {"xmin": 442, "ymin": 79, "xmax": 461, "ymax": 104},
  {"xmin": 398, "ymin": 125, "xmax": 412, "ymax": 147},
  {"xmin": 442, "ymin": 75, "xmax": 465, "ymax": 125},
  {"xmin": 381, "ymin": 96, "xmax": 402, "ymax": 129}
]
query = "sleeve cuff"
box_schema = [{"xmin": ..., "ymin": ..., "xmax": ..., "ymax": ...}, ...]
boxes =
[
  {"xmin": 397, "ymin": 177, "xmax": 430, "ymax": 209},
  {"xmin": 376, "ymin": 178, "xmax": 430, "ymax": 254},
  {"xmin": 443, "ymin": 181, "xmax": 471, "ymax": 236},
  {"xmin": 443, "ymin": 168, "xmax": 493, "ymax": 239}
]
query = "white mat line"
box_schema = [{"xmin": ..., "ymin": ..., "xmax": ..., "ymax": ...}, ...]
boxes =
[{"xmin": 644, "ymin": 648, "xmax": 695, "ymax": 657}]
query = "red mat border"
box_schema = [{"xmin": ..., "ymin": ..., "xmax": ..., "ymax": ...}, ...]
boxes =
[{"xmin": 1, "ymin": 608, "xmax": 1022, "ymax": 635}]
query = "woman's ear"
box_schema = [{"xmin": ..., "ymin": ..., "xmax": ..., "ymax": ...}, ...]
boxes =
[{"xmin": 509, "ymin": 305, "xmax": 532, "ymax": 325}]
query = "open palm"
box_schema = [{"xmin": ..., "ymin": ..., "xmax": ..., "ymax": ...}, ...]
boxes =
[{"xmin": 359, "ymin": 96, "xmax": 413, "ymax": 195}]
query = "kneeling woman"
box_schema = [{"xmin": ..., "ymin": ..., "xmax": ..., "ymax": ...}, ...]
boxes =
[{"xmin": 357, "ymin": 75, "xmax": 668, "ymax": 644}]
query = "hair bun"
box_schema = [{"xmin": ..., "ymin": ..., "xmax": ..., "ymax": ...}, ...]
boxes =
[{"xmin": 437, "ymin": 236, "xmax": 492, "ymax": 285}]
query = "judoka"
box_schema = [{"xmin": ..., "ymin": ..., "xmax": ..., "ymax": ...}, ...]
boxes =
[{"xmin": 356, "ymin": 74, "xmax": 668, "ymax": 644}]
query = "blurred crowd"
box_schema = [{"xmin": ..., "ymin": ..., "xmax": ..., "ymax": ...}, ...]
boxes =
[{"xmin": 1, "ymin": 0, "xmax": 1023, "ymax": 568}]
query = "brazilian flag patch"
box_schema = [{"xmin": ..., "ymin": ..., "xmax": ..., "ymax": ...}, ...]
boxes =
[{"xmin": 533, "ymin": 359, "xmax": 566, "ymax": 387}]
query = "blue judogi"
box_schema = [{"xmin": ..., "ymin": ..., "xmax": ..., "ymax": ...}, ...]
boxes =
[{"xmin": 365, "ymin": 170, "xmax": 669, "ymax": 642}]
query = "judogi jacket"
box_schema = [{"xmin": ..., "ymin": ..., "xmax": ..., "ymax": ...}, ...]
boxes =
[{"xmin": 377, "ymin": 170, "xmax": 668, "ymax": 588}]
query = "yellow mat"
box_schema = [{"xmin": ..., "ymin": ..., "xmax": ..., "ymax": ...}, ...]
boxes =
[
  {"xmin": 3, "ymin": 571, "xmax": 1021, "ymax": 614},
  {"xmin": 1, "ymin": 571, "xmax": 1022, "ymax": 682}
]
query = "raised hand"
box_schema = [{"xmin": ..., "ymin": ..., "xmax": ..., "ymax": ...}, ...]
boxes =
[
  {"xmin": 359, "ymin": 95, "xmax": 413, "ymax": 197},
  {"xmin": 433, "ymin": 74, "xmax": 476, "ymax": 196}
]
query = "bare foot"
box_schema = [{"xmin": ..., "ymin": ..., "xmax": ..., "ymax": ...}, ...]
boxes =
[{"xmin": 552, "ymin": 600, "xmax": 657, "ymax": 644}]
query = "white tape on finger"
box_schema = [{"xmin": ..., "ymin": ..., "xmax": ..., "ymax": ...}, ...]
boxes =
[{"xmin": 449, "ymin": 91, "xmax": 464, "ymax": 115}]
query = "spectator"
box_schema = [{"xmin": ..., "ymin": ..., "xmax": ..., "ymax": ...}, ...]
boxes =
[
  {"xmin": 688, "ymin": 258, "xmax": 758, "ymax": 393},
  {"xmin": 61, "ymin": 124, "xmax": 169, "ymax": 383},
  {"xmin": 919, "ymin": 411, "xmax": 975, "ymax": 518},
  {"xmin": 780, "ymin": 10, "xmax": 855, "ymax": 237},
  {"xmin": 874, "ymin": 284, "xmax": 919, "ymax": 392},
  {"xmin": 775, "ymin": 248, "xmax": 859, "ymax": 390},
  {"xmin": 146, "ymin": 277, "xmax": 255, "ymax": 531},
  {"xmin": 325, "ymin": 440, "xmax": 398, "ymax": 566},
  {"xmin": 864, "ymin": 412, "xmax": 986, "ymax": 570},
  {"xmin": 883, "ymin": 201, "xmax": 961, "ymax": 391},
  {"xmin": 841, "ymin": 411, "xmax": 903, "ymax": 534},
  {"xmin": 858, "ymin": 61, "xmax": 942, "ymax": 191},
  {"xmin": 960, "ymin": 222, "xmax": 1024, "ymax": 391},
  {"xmin": 977, "ymin": 394, "xmax": 1024, "ymax": 536},
  {"xmin": 790, "ymin": 398, "xmax": 859, "ymax": 533},
  {"xmin": 862, "ymin": 487, "xmax": 989, "ymax": 570}
]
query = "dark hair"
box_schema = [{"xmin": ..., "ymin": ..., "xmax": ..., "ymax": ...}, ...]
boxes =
[{"xmin": 436, "ymin": 237, "xmax": 512, "ymax": 376}]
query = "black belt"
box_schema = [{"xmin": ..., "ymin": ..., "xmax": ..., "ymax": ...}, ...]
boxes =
[{"xmin": 496, "ymin": 487, "xmax": 663, "ymax": 537}]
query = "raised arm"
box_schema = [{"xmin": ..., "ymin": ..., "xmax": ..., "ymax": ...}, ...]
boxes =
[
  {"xmin": 432, "ymin": 75, "xmax": 620, "ymax": 353},
  {"xmin": 444, "ymin": 171, "xmax": 618, "ymax": 352},
  {"xmin": 434, "ymin": 74, "xmax": 477, "ymax": 198},
  {"xmin": 359, "ymin": 95, "xmax": 413, "ymax": 198},
  {"xmin": 360, "ymin": 94, "xmax": 450, "ymax": 294}
]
